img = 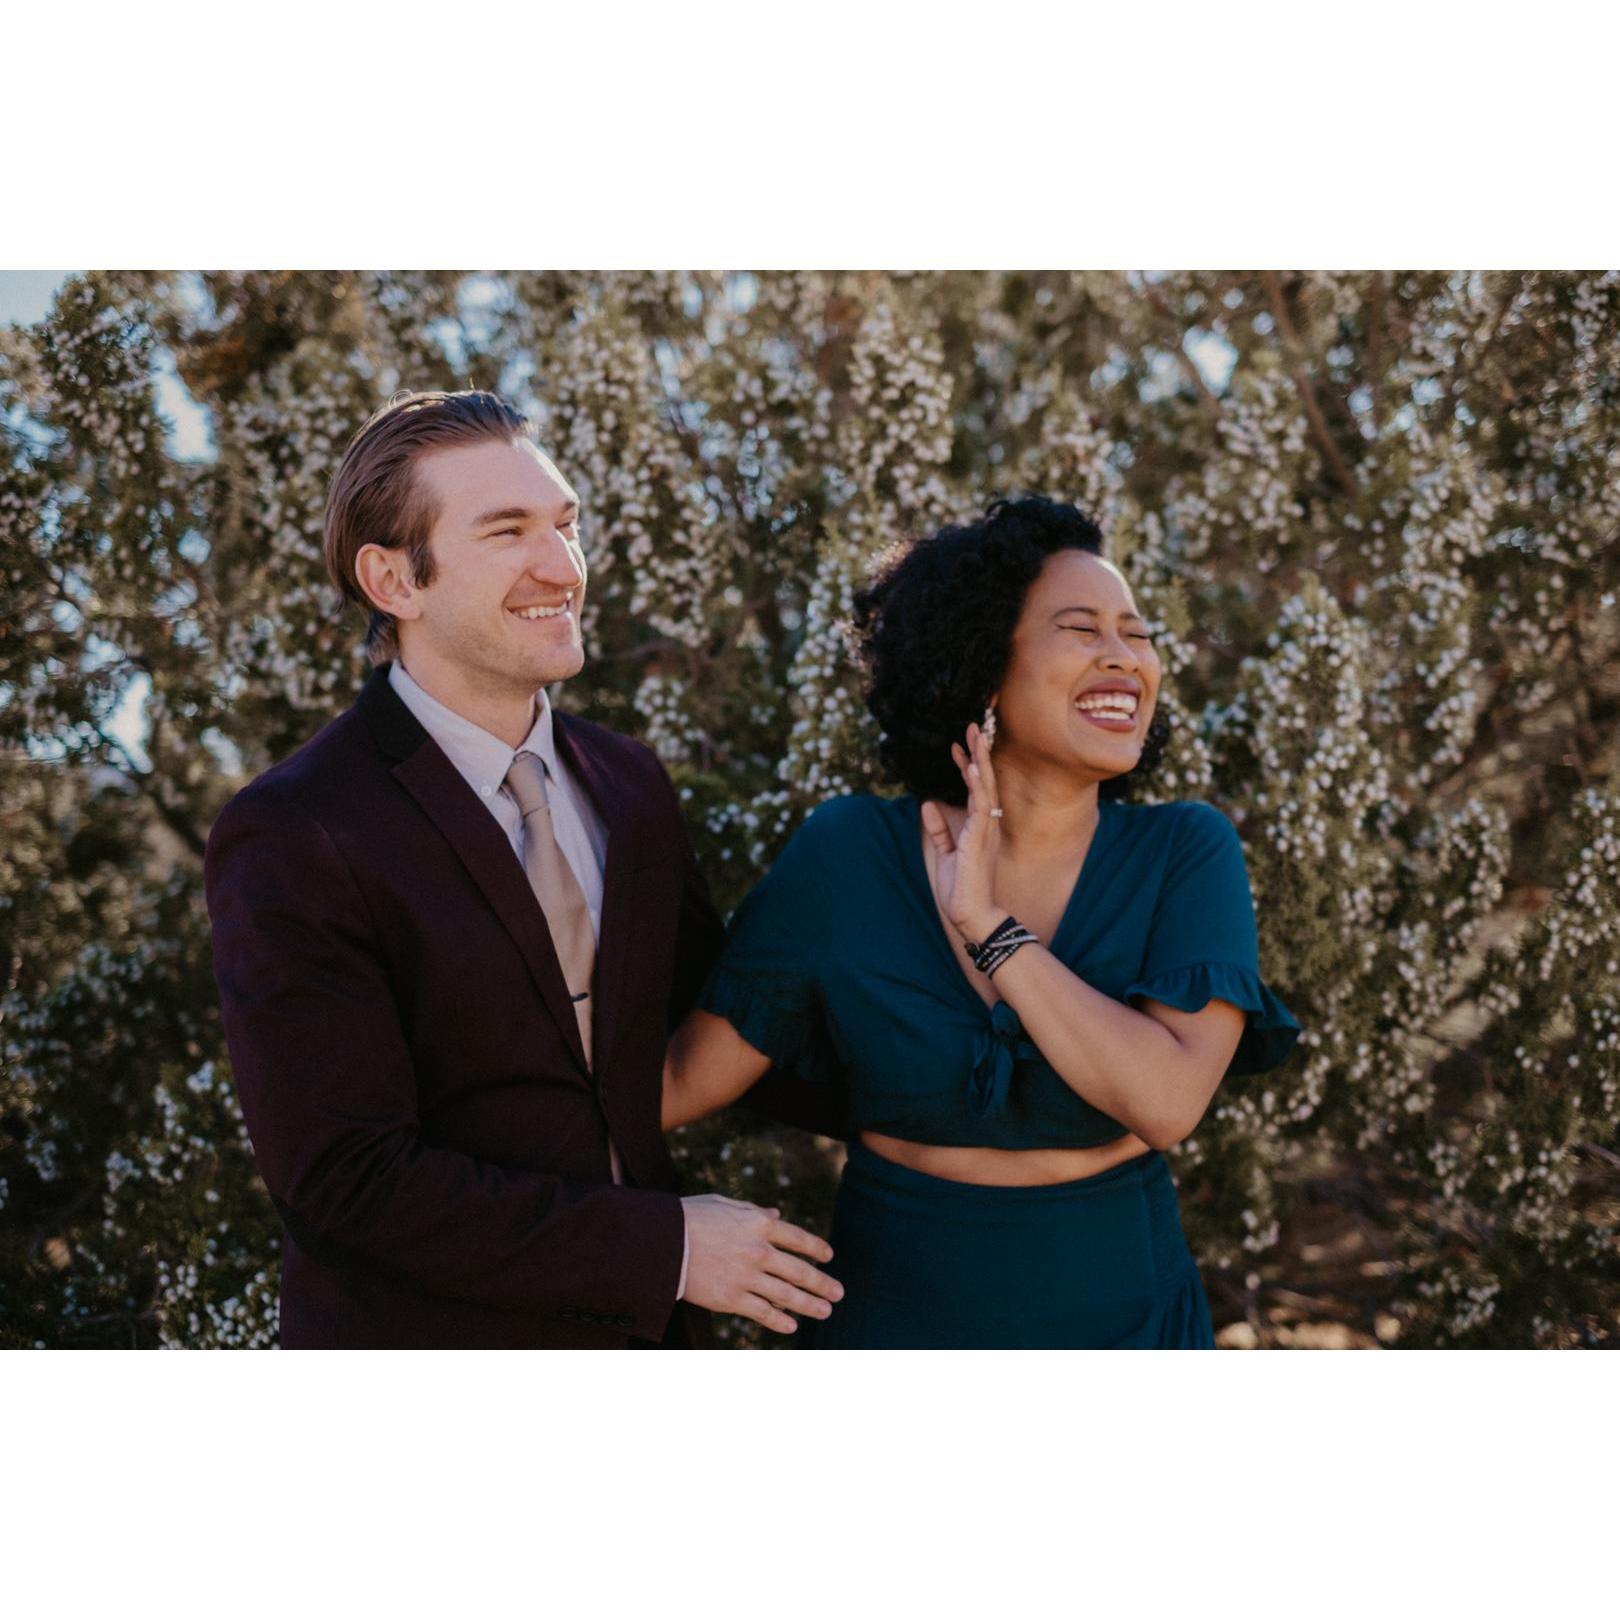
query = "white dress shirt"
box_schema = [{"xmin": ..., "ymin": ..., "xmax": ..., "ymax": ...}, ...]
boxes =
[{"xmin": 388, "ymin": 660, "xmax": 689, "ymax": 1302}]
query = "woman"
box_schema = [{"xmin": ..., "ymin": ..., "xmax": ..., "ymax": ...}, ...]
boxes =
[{"xmin": 663, "ymin": 496, "xmax": 1303, "ymax": 1348}]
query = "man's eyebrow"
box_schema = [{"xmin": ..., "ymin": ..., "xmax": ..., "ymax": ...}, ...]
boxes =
[
  {"xmin": 470, "ymin": 501, "xmax": 580, "ymax": 528},
  {"xmin": 1053, "ymin": 604, "xmax": 1146, "ymax": 622}
]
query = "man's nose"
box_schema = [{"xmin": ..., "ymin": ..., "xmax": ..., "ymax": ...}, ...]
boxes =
[{"xmin": 526, "ymin": 526, "xmax": 584, "ymax": 590}]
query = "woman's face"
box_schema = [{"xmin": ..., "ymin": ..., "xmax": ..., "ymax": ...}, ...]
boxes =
[{"xmin": 992, "ymin": 548, "xmax": 1160, "ymax": 784}]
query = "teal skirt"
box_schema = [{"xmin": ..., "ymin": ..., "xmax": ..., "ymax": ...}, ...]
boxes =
[{"xmin": 804, "ymin": 1141, "xmax": 1217, "ymax": 1350}]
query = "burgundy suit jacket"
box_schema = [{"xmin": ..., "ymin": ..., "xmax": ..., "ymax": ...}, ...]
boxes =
[{"xmin": 204, "ymin": 663, "xmax": 724, "ymax": 1348}]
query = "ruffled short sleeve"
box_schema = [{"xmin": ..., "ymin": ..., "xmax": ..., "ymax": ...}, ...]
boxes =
[
  {"xmin": 1121, "ymin": 802, "xmax": 1303, "ymax": 1076},
  {"xmin": 695, "ymin": 803, "xmax": 847, "ymax": 1088}
]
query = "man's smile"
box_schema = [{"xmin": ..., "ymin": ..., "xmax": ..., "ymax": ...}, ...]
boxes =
[{"xmin": 507, "ymin": 592, "xmax": 575, "ymax": 622}]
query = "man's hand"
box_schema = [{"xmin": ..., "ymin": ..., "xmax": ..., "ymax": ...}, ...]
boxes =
[{"xmin": 679, "ymin": 1194, "xmax": 843, "ymax": 1334}]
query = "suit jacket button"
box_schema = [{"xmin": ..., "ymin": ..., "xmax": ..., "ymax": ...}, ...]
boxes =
[
  {"xmin": 560, "ymin": 1306, "xmax": 577, "ymax": 1320},
  {"xmin": 617, "ymin": 1314, "xmax": 633, "ymax": 1328}
]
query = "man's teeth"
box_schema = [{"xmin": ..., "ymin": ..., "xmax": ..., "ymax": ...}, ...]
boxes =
[{"xmin": 510, "ymin": 599, "xmax": 572, "ymax": 620}]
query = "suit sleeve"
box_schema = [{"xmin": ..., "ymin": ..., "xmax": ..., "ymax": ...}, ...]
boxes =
[
  {"xmin": 665, "ymin": 787, "xmax": 725, "ymax": 1033},
  {"xmin": 204, "ymin": 791, "xmax": 685, "ymax": 1340}
]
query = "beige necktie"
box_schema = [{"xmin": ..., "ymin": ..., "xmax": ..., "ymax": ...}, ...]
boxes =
[
  {"xmin": 504, "ymin": 751, "xmax": 597, "ymax": 1067},
  {"xmin": 503, "ymin": 752, "xmax": 624, "ymax": 1186}
]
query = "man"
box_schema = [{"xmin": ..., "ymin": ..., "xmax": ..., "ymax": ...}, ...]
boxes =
[{"xmin": 204, "ymin": 388, "xmax": 843, "ymax": 1348}]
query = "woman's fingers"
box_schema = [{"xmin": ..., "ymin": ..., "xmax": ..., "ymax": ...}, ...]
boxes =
[
  {"xmin": 963, "ymin": 734, "xmax": 987, "ymax": 826},
  {"xmin": 973, "ymin": 721, "xmax": 1000, "ymax": 808},
  {"xmin": 958, "ymin": 731, "xmax": 977, "ymax": 797},
  {"xmin": 921, "ymin": 799, "xmax": 955, "ymax": 855},
  {"xmin": 949, "ymin": 721, "xmax": 999, "ymax": 859}
]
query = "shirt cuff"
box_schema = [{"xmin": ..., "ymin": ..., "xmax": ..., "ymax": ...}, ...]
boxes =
[{"xmin": 676, "ymin": 1216, "xmax": 690, "ymax": 1301}]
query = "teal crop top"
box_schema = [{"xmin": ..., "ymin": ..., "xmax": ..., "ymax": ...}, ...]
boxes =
[{"xmin": 696, "ymin": 792, "xmax": 1303, "ymax": 1150}]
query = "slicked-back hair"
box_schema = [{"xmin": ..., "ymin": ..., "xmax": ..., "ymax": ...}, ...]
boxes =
[
  {"xmin": 323, "ymin": 388, "xmax": 534, "ymax": 666},
  {"xmin": 849, "ymin": 495, "xmax": 1169, "ymax": 805}
]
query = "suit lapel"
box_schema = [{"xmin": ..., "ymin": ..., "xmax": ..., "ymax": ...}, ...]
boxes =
[
  {"xmin": 552, "ymin": 711, "xmax": 638, "ymax": 1076},
  {"xmin": 359, "ymin": 666, "xmax": 591, "ymax": 1082}
]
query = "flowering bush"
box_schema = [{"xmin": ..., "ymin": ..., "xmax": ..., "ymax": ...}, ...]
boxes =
[{"xmin": 3, "ymin": 269, "xmax": 1616, "ymax": 1348}]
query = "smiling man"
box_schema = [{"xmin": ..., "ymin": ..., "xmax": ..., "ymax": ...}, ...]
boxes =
[{"xmin": 203, "ymin": 389, "xmax": 842, "ymax": 1348}]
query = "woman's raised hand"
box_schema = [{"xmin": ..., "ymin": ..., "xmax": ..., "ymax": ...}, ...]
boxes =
[{"xmin": 920, "ymin": 720, "xmax": 1005, "ymax": 943}]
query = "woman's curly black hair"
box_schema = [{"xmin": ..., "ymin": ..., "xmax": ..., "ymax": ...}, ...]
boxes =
[{"xmin": 848, "ymin": 494, "xmax": 1169, "ymax": 807}]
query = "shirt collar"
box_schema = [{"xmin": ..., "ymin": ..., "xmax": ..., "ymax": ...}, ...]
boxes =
[{"xmin": 388, "ymin": 659, "xmax": 559, "ymax": 797}]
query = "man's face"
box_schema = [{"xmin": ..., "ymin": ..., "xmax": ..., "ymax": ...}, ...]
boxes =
[{"xmin": 403, "ymin": 436, "xmax": 588, "ymax": 696}]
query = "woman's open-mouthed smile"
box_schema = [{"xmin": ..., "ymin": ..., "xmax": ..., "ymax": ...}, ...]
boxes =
[{"xmin": 992, "ymin": 549, "xmax": 1160, "ymax": 774}]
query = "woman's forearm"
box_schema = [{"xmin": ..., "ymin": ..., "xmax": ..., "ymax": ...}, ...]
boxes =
[
  {"xmin": 661, "ymin": 1009, "xmax": 775, "ymax": 1130},
  {"xmin": 983, "ymin": 942, "xmax": 1238, "ymax": 1149}
]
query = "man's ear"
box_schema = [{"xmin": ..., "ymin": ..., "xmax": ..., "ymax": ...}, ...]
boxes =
[{"xmin": 354, "ymin": 543, "xmax": 424, "ymax": 626}]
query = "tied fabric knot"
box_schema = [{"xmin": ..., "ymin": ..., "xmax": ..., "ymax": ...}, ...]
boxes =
[{"xmin": 967, "ymin": 1001, "xmax": 1040, "ymax": 1118}]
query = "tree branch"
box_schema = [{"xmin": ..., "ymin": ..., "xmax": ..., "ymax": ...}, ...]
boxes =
[
  {"xmin": 1576, "ymin": 1140, "xmax": 1620, "ymax": 1174},
  {"xmin": 1261, "ymin": 271, "xmax": 1359, "ymax": 498},
  {"xmin": 95, "ymin": 726, "xmax": 207, "ymax": 859},
  {"xmin": 1363, "ymin": 271, "xmax": 1388, "ymax": 416},
  {"xmin": 588, "ymin": 636, "xmax": 690, "ymax": 667},
  {"xmin": 1140, "ymin": 284, "xmax": 1221, "ymax": 416}
]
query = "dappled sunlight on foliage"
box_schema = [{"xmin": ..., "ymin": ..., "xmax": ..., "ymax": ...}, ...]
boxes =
[{"xmin": 2, "ymin": 270, "xmax": 1617, "ymax": 1347}]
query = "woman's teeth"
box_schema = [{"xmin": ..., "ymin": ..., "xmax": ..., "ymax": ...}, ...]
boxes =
[{"xmin": 1076, "ymin": 694, "xmax": 1137, "ymax": 729}]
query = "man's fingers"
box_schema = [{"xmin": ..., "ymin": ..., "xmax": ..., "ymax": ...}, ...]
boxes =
[
  {"xmin": 756, "ymin": 1275, "xmax": 836, "ymax": 1320},
  {"xmin": 764, "ymin": 1249, "xmax": 845, "ymax": 1302},
  {"xmin": 767, "ymin": 1218, "xmax": 835, "ymax": 1265},
  {"xmin": 740, "ymin": 1294, "xmax": 799, "ymax": 1335}
]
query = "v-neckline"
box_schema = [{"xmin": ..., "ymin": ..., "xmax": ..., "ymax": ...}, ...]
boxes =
[{"xmin": 901, "ymin": 793, "xmax": 1117, "ymax": 1017}]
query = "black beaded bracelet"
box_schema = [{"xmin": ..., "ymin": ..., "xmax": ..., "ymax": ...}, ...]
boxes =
[
  {"xmin": 963, "ymin": 915, "xmax": 1020, "ymax": 964},
  {"xmin": 981, "ymin": 930, "xmax": 1039, "ymax": 977},
  {"xmin": 964, "ymin": 916, "xmax": 1040, "ymax": 976}
]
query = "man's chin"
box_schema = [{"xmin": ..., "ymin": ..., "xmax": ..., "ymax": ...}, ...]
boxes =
[{"xmin": 527, "ymin": 646, "xmax": 586, "ymax": 688}]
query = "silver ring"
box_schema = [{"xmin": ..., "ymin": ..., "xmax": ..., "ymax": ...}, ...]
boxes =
[{"xmin": 988, "ymin": 807, "xmax": 1003, "ymax": 819}]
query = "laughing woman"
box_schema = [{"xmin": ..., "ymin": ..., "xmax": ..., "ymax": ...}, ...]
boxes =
[{"xmin": 663, "ymin": 496, "xmax": 1303, "ymax": 1349}]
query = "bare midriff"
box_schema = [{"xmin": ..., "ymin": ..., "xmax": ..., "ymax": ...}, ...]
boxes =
[{"xmin": 858, "ymin": 1129, "xmax": 1155, "ymax": 1186}]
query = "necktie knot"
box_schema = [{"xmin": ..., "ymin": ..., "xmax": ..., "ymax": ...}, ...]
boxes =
[{"xmin": 504, "ymin": 751, "xmax": 552, "ymax": 819}]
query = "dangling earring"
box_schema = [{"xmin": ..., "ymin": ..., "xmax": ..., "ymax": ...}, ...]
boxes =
[{"xmin": 981, "ymin": 703, "xmax": 997, "ymax": 749}]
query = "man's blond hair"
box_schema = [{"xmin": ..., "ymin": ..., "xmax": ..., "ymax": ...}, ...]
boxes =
[{"xmin": 323, "ymin": 389, "xmax": 533, "ymax": 665}]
